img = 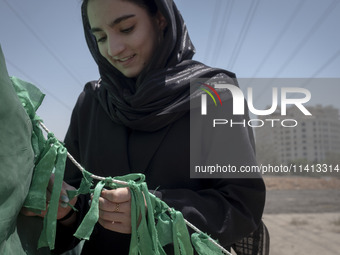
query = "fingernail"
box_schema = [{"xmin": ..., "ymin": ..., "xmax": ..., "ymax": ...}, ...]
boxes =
[
  {"xmin": 61, "ymin": 195, "xmax": 69, "ymax": 203},
  {"xmin": 60, "ymin": 202, "xmax": 68, "ymax": 208}
]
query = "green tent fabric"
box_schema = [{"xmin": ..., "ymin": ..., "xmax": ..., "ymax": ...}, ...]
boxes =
[
  {"xmin": 0, "ymin": 46, "xmax": 43, "ymax": 254},
  {"xmin": 0, "ymin": 46, "xmax": 80, "ymax": 255}
]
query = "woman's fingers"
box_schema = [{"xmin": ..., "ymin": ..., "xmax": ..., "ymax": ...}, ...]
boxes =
[
  {"xmin": 98, "ymin": 198, "xmax": 130, "ymax": 213},
  {"xmin": 97, "ymin": 188, "xmax": 132, "ymax": 234},
  {"xmin": 98, "ymin": 207, "xmax": 130, "ymax": 223},
  {"xmin": 98, "ymin": 218, "xmax": 132, "ymax": 234},
  {"xmin": 21, "ymin": 174, "xmax": 77, "ymax": 223},
  {"xmin": 100, "ymin": 187, "xmax": 131, "ymax": 203},
  {"xmin": 20, "ymin": 207, "xmax": 46, "ymax": 217}
]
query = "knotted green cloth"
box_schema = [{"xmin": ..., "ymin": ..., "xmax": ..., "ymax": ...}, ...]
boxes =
[
  {"xmin": 0, "ymin": 46, "xmax": 228, "ymax": 254},
  {"xmin": 71, "ymin": 174, "xmax": 195, "ymax": 255},
  {"xmin": 191, "ymin": 233, "xmax": 225, "ymax": 255},
  {"xmin": 12, "ymin": 91, "xmax": 67, "ymax": 251},
  {"xmin": 11, "ymin": 78, "xmax": 68, "ymax": 250},
  {"xmin": 1, "ymin": 61, "xmax": 67, "ymax": 249}
]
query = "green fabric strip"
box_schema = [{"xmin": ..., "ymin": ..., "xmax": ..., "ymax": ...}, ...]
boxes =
[
  {"xmin": 155, "ymin": 212, "xmax": 173, "ymax": 247},
  {"xmin": 171, "ymin": 210, "xmax": 193, "ymax": 255},
  {"xmin": 10, "ymin": 76, "xmax": 46, "ymax": 163},
  {"xmin": 67, "ymin": 170, "xmax": 93, "ymax": 200},
  {"xmin": 135, "ymin": 183, "xmax": 158, "ymax": 254},
  {"xmin": 30, "ymin": 115, "xmax": 46, "ymax": 163},
  {"xmin": 23, "ymin": 137, "xmax": 58, "ymax": 212},
  {"xmin": 191, "ymin": 232, "xmax": 225, "ymax": 255},
  {"xmin": 38, "ymin": 145, "xmax": 67, "ymax": 249},
  {"xmin": 142, "ymin": 183, "xmax": 160, "ymax": 253},
  {"xmin": 128, "ymin": 183, "xmax": 140, "ymax": 255},
  {"xmin": 10, "ymin": 76, "xmax": 44, "ymax": 114},
  {"xmin": 73, "ymin": 180, "xmax": 106, "ymax": 240}
]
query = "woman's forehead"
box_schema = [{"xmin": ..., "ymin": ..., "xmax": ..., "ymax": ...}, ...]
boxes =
[{"xmin": 87, "ymin": 0, "xmax": 146, "ymax": 26}]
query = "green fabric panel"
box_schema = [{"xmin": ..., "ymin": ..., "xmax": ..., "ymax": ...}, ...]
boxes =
[
  {"xmin": 0, "ymin": 216, "xmax": 52, "ymax": 255},
  {"xmin": 191, "ymin": 232, "xmax": 225, "ymax": 255},
  {"xmin": 0, "ymin": 46, "xmax": 35, "ymax": 253},
  {"xmin": 0, "ymin": 228, "xmax": 30, "ymax": 255}
]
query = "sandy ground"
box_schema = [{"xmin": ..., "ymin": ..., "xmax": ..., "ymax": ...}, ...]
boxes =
[{"xmin": 260, "ymin": 176, "xmax": 340, "ymax": 255}]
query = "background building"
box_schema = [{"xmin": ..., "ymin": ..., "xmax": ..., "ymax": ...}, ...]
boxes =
[{"xmin": 255, "ymin": 105, "xmax": 340, "ymax": 166}]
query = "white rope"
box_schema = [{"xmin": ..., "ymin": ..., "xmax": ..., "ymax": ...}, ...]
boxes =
[{"xmin": 39, "ymin": 121, "xmax": 232, "ymax": 255}]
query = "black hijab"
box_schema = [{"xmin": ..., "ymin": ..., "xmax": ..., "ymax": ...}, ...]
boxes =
[{"xmin": 81, "ymin": 0, "xmax": 236, "ymax": 131}]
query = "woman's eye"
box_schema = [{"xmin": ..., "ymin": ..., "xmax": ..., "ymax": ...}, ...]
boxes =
[
  {"xmin": 121, "ymin": 26, "xmax": 134, "ymax": 34},
  {"xmin": 97, "ymin": 36, "xmax": 107, "ymax": 43}
]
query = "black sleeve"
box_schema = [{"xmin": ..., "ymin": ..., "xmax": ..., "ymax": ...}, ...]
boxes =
[
  {"xmin": 156, "ymin": 95, "xmax": 266, "ymax": 247},
  {"xmin": 156, "ymin": 178, "xmax": 265, "ymax": 247}
]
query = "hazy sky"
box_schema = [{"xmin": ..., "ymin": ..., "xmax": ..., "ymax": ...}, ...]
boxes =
[{"xmin": 1, "ymin": 0, "xmax": 340, "ymax": 138}]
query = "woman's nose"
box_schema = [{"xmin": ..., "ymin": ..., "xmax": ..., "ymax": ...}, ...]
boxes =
[{"xmin": 107, "ymin": 35, "xmax": 125, "ymax": 58}]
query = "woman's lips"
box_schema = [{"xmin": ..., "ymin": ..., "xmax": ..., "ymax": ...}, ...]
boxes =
[{"xmin": 117, "ymin": 54, "xmax": 136, "ymax": 63}]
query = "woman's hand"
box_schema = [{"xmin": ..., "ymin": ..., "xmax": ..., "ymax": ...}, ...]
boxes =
[
  {"xmin": 97, "ymin": 187, "xmax": 132, "ymax": 234},
  {"xmin": 21, "ymin": 174, "xmax": 77, "ymax": 225}
]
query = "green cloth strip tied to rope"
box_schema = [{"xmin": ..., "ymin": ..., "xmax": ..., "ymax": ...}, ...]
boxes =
[
  {"xmin": 12, "ymin": 76, "xmax": 227, "ymax": 255},
  {"xmin": 70, "ymin": 173, "xmax": 196, "ymax": 255},
  {"xmin": 11, "ymin": 76, "xmax": 69, "ymax": 250}
]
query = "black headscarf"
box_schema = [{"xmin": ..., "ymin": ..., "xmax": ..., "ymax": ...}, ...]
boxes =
[{"xmin": 81, "ymin": 0, "xmax": 236, "ymax": 131}]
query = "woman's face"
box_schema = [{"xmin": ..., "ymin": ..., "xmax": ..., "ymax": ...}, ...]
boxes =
[{"xmin": 87, "ymin": 0, "xmax": 167, "ymax": 78}]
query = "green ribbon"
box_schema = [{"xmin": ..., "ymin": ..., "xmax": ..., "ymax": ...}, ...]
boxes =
[
  {"xmin": 38, "ymin": 145, "xmax": 67, "ymax": 249},
  {"xmin": 71, "ymin": 174, "xmax": 198, "ymax": 255},
  {"xmin": 67, "ymin": 170, "xmax": 93, "ymax": 200},
  {"xmin": 10, "ymin": 76, "xmax": 45, "ymax": 160},
  {"xmin": 129, "ymin": 181, "xmax": 161, "ymax": 255},
  {"xmin": 171, "ymin": 210, "xmax": 194, "ymax": 255},
  {"xmin": 74, "ymin": 180, "xmax": 105, "ymax": 240},
  {"xmin": 23, "ymin": 135, "xmax": 59, "ymax": 213},
  {"xmin": 191, "ymin": 233, "xmax": 225, "ymax": 255}
]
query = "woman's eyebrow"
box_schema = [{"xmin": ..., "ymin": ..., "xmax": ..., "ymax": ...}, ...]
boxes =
[{"xmin": 90, "ymin": 14, "xmax": 136, "ymax": 33}]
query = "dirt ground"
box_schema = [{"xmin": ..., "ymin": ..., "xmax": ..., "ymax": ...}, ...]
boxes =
[{"xmin": 260, "ymin": 176, "xmax": 340, "ymax": 255}]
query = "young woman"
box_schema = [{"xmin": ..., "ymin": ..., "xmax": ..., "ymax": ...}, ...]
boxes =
[{"xmin": 50, "ymin": 0, "xmax": 266, "ymax": 253}]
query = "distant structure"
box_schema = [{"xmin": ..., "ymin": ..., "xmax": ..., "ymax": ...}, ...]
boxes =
[{"xmin": 255, "ymin": 105, "xmax": 340, "ymax": 165}]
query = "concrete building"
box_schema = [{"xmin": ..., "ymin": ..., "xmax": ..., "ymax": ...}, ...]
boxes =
[{"xmin": 255, "ymin": 105, "xmax": 340, "ymax": 166}]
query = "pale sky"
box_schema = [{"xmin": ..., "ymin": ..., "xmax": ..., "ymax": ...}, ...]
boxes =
[{"xmin": 1, "ymin": 0, "xmax": 340, "ymax": 139}]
